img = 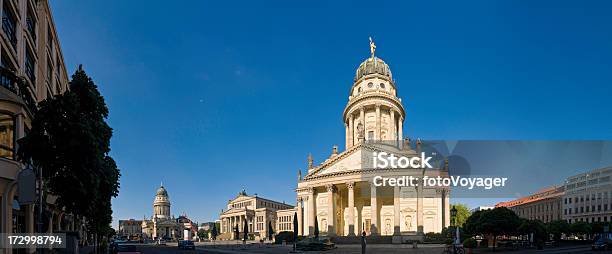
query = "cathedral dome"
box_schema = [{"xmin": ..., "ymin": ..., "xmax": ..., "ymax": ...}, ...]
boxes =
[
  {"xmin": 354, "ymin": 57, "xmax": 392, "ymax": 81},
  {"xmin": 156, "ymin": 185, "xmax": 168, "ymax": 196}
]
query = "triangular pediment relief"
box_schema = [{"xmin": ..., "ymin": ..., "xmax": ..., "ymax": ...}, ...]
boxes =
[
  {"xmin": 315, "ymin": 149, "xmax": 364, "ymax": 176},
  {"xmin": 304, "ymin": 143, "xmax": 419, "ymax": 178}
]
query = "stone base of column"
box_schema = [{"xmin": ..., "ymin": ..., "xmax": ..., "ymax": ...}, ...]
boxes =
[{"xmin": 347, "ymin": 224, "xmax": 356, "ymax": 236}]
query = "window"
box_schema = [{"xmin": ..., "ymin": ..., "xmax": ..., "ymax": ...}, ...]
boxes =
[
  {"xmin": 25, "ymin": 49, "xmax": 35, "ymax": 82},
  {"xmin": 47, "ymin": 59, "xmax": 53, "ymax": 84},
  {"xmin": 367, "ymin": 82, "xmax": 373, "ymax": 88},
  {"xmin": 26, "ymin": 9, "xmax": 36, "ymax": 42},
  {"xmin": 367, "ymin": 131, "xmax": 374, "ymax": 140},
  {"xmin": 380, "ymin": 83, "xmax": 385, "ymax": 88},
  {"xmin": 2, "ymin": 4, "xmax": 16, "ymax": 48},
  {"xmin": 0, "ymin": 113, "xmax": 15, "ymax": 159},
  {"xmin": 48, "ymin": 26, "xmax": 53, "ymax": 53}
]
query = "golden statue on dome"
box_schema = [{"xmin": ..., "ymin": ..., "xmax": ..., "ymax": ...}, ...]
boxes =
[{"xmin": 369, "ymin": 36, "xmax": 376, "ymax": 58}]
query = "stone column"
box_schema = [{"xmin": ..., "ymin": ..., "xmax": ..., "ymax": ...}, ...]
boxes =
[
  {"xmin": 345, "ymin": 124, "xmax": 349, "ymax": 149},
  {"xmin": 390, "ymin": 110, "xmax": 396, "ymax": 142},
  {"xmin": 375, "ymin": 104, "xmax": 381, "ymax": 140},
  {"xmin": 416, "ymin": 186, "xmax": 423, "ymax": 234},
  {"xmin": 370, "ymin": 184, "xmax": 379, "ymax": 235},
  {"xmin": 297, "ymin": 197, "xmax": 303, "ymax": 236},
  {"xmin": 326, "ymin": 184, "xmax": 336, "ymax": 236},
  {"xmin": 348, "ymin": 114, "xmax": 354, "ymax": 147},
  {"xmin": 347, "ymin": 182, "xmax": 355, "ymax": 236},
  {"xmin": 398, "ymin": 116, "xmax": 403, "ymax": 141},
  {"xmin": 444, "ymin": 189, "xmax": 451, "ymax": 228},
  {"xmin": 393, "ymin": 186, "xmax": 401, "ymax": 235},
  {"xmin": 357, "ymin": 201, "xmax": 363, "ymax": 234},
  {"xmin": 308, "ymin": 188, "xmax": 316, "ymax": 236}
]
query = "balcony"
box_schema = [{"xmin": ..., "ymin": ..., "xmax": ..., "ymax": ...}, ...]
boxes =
[{"xmin": 0, "ymin": 66, "xmax": 37, "ymax": 112}]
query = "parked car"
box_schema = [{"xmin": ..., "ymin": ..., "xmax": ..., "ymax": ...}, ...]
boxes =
[
  {"xmin": 178, "ymin": 240, "xmax": 195, "ymax": 250},
  {"xmin": 592, "ymin": 237, "xmax": 611, "ymax": 251},
  {"xmin": 116, "ymin": 244, "xmax": 140, "ymax": 254}
]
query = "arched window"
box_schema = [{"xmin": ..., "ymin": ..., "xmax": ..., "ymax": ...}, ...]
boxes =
[
  {"xmin": 380, "ymin": 83, "xmax": 385, "ymax": 89},
  {"xmin": 0, "ymin": 113, "xmax": 15, "ymax": 159},
  {"xmin": 367, "ymin": 82, "xmax": 373, "ymax": 88}
]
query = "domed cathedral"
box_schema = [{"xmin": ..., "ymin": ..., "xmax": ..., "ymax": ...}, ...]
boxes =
[
  {"xmin": 141, "ymin": 184, "xmax": 180, "ymax": 240},
  {"xmin": 153, "ymin": 185, "xmax": 171, "ymax": 219},
  {"xmin": 295, "ymin": 39, "xmax": 450, "ymax": 243}
]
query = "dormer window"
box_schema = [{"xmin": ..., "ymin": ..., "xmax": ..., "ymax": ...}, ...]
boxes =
[
  {"xmin": 380, "ymin": 83, "xmax": 385, "ymax": 89},
  {"xmin": 367, "ymin": 82, "xmax": 373, "ymax": 88}
]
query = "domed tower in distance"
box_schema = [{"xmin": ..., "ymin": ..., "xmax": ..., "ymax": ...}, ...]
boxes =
[
  {"xmin": 343, "ymin": 38, "xmax": 406, "ymax": 148},
  {"xmin": 153, "ymin": 183, "xmax": 171, "ymax": 220}
]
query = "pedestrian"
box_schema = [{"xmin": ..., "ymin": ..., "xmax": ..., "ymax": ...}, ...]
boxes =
[{"xmin": 361, "ymin": 230, "xmax": 367, "ymax": 254}]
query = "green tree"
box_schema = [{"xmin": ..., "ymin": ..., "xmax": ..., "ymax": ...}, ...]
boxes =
[
  {"xmin": 198, "ymin": 228, "xmax": 208, "ymax": 240},
  {"xmin": 18, "ymin": 66, "xmax": 120, "ymax": 253},
  {"xmin": 463, "ymin": 207, "xmax": 520, "ymax": 251},
  {"xmin": 211, "ymin": 224, "xmax": 218, "ymax": 240},
  {"xmin": 451, "ymin": 204, "xmax": 471, "ymax": 227},
  {"xmin": 591, "ymin": 222, "xmax": 606, "ymax": 234},
  {"xmin": 518, "ymin": 219, "xmax": 547, "ymax": 244},
  {"xmin": 267, "ymin": 221, "xmax": 274, "ymax": 241},
  {"xmin": 570, "ymin": 221, "xmax": 591, "ymax": 238},
  {"xmin": 546, "ymin": 220, "xmax": 569, "ymax": 240}
]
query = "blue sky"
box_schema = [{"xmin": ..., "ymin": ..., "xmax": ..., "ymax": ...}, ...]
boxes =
[{"xmin": 49, "ymin": 1, "xmax": 612, "ymax": 226}]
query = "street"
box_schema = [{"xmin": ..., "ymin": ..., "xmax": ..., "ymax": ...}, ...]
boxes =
[{"xmin": 109, "ymin": 243, "xmax": 601, "ymax": 254}]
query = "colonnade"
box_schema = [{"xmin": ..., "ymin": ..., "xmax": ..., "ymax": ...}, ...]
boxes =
[
  {"xmin": 345, "ymin": 104, "xmax": 403, "ymax": 148},
  {"xmin": 297, "ymin": 181, "xmax": 450, "ymax": 237}
]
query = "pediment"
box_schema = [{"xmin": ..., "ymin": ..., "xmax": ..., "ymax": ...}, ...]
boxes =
[{"xmin": 306, "ymin": 143, "xmax": 416, "ymax": 178}]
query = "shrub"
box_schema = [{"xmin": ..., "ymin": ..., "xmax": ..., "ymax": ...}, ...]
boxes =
[
  {"xmin": 424, "ymin": 232, "xmax": 452, "ymax": 243},
  {"xmin": 274, "ymin": 231, "xmax": 295, "ymax": 244},
  {"xmin": 463, "ymin": 238, "xmax": 477, "ymax": 248}
]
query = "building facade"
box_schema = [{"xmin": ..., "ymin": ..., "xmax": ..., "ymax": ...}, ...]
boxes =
[
  {"xmin": 470, "ymin": 206, "xmax": 494, "ymax": 213},
  {"xmin": 218, "ymin": 190, "xmax": 294, "ymax": 240},
  {"xmin": 0, "ymin": 0, "xmax": 74, "ymax": 252},
  {"xmin": 139, "ymin": 184, "xmax": 196, "ymax": 240},
  {"xmin": 295, "ymin": 43, "xmax": 450, "ymax": 243},
  {"xmin": 118, "ymin": 219, "xmax": 143, "ymax": 239},
  {"xmin": 496, "ymin": 186, "xmax": 564, "ymax": 223},
  {"xmin": 563, "ymin": 167, "xmax": 612, "ymax": 223}
]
